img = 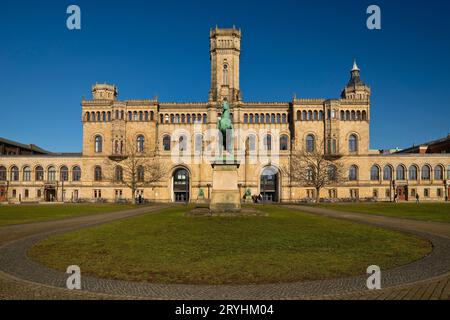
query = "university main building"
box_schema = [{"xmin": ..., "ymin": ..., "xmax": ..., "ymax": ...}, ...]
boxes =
[{"xmin": 1, "ymin": 27, "xmax": 449, "ymax": 203}]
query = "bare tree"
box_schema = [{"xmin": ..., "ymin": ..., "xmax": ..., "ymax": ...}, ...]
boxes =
[
  {"xmin": 104, "ymin": 137, "xmax": 167, "ymax": 202},
  {"xmin": 286, "ymin": 139, "xmax": 346, "ymax": 203}
]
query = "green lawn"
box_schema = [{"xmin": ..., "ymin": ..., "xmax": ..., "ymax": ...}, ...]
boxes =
[
  {"xmin": 29, "ymin": 205, "xmax": 431, "ymax": 285},
  {"xmin": 318, "ymin": 203, "xmax": 450, "ymax": 223},
  {"xmin": 0, "ymin": 204, "xmax": 138, "ymax": 227}
]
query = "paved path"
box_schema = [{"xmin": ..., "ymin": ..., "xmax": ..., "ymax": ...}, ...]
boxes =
[{"xmin": 0, "ymin": 204, "xmax": 449, "ymax": 300}]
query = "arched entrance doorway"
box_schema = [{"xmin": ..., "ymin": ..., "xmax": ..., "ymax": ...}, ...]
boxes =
[
  {"xmin": 173, "ymin": 168, "xmax": 189, "ymax": 202},
  {"xmin": 260, "ymin": 167, "xmax": 279, "ymax": 202}
]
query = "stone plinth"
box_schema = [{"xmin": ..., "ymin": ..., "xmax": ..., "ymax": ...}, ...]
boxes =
[{"xmin": 210, "ymin": 160, "xmax": 241, "ymax": 212}]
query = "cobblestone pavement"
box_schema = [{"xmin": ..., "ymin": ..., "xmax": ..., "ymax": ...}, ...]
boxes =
[{"xmin": 0, "ymin": 204, "xmax": 449, "ymax": 300}]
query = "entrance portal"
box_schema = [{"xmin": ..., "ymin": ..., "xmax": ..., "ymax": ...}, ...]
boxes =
[
  {"xmin": 260, "ymin": 167, "xmax": 279, "ymax": 202},
  {"xmin": 173, "ymin": 168, "xmax": 189, "ymax": 202},
  {"xmin": 45, "ymin": 187, "xmax": 56, "ymax": 202},
  {"xmin": 0, "ymin": 187, "xmax": 6, "ymax": 202},
  {"xmin": 396, "ymin": 186, "xmax": 408, "ymax": 201}
]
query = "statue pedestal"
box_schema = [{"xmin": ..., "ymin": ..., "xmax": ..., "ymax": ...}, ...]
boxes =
[{"xmin": 210, "ymin": 160, "xmax": 241, "ymax": 212}]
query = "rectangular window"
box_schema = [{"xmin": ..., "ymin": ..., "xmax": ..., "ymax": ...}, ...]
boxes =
[
  {"xmin": 373, "ymin": 189, "xmax": 378, "ymax": 198},
  {"xmin": 350, "ymin": 189, "xmax": 359, "ymax": 199},
  {"xmin": 306, "ymin": 189, "xmax": 315, "ymax": 199},
  {"xmin": 24, "ymin": 189, "xmax": 29, "ymax": 198},
  {"xmin": 37, "ymin": 190, "xmax": 42, "ymax": 198},
  {"xmin": 73, "ymin": 190, "xmax": 79, "ymax": 201},
  {"xmin": 94, "ymin": 189, "xmax": 102, "ymax": 199},
  {"xmin": 437, "ymin": 188, "xmax": 443, "ymax": 197},
  {"xmin": 424, "ymin": 188, "xmax": 430, "ymax": 198},
  {"xmin": 12, "ymin": 189, "xmax": 17, "ymax": 198},
  {"xmin": 385, "ymin": 189, "xmax": 391, "ymax": 198},
  {"xmin": 411, "ymin": 188, "xmax": 416, "ymax": 197},
  {"xmin": 328, "ymin": 189, "xmax": 337, "ymax": 198}
]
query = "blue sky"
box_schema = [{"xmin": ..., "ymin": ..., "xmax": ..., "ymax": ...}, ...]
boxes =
[{"xmin": 0, "ymin": 0, "xmax": 449, "ymax": 152}]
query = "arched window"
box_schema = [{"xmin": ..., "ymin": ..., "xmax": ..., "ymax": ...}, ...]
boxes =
[
  {"xmin": 128, "ymin": 111, "xmax": 132, "ymax": 121},
  {"xmin": 319, "ymin": 111, "xmax": 324, "ymax": 120},
  {"xmin": 165, "ymin": 114, "xmax": 169, "ymax": 123},
  {"xmin": 186, "ymin": 114, "xmax": 191, "ymax": 124},
  {"xmin": 297, "ymin": 110, "xmax": 301, "ymax": 121},
  {"xmin": 163, "ymin": 135, "xmax": 171, "ymax": 151},
  {"xmin": 306, "ymin": 134, "xmax": 315, "ymax": 152},
  {"xmin": 370, "ymin": 165, "xmax": 380, "ymax": 181},
  {"xmin": 362, "ymin": 110, "xmax": 367, "ymax": 120},
  {"xmin": 396, "ymin": 165, "xmax": 406, "ymax": 180},
  {"xmin": 260, "ymin": 113, "xmax": 265, "ymax": 123},
  {"xmin": 197, "ymin": 114, "xmax": 202, "ymax": 123},
  {"xmin": 327, "ymin": 165, "xmax": 337, "ymax": 181},
  {"xmin": 264, "ymin": 134, "xmax": 272, "ymax": 151},
  {"xmin": 307, "ymin": 111, "xmax": 312, "ymax": 120},
  {"xmin": 313, "ymin": 111, "xmax": 318, "ymax": 121},
  {"xmin": 107, "ymin": 111, "xmax": 111, "ymax": 121},
  {"xmin": 94, "ymin": 166, "xmax": 102, "ymax": 181},
  {"xmin": 302, "ymin": 111, "xmax": 307, "ymax": 121},
  {"xmin": 383, "ymin": 166, "xmax": 392, "ymax": 181},
  {"xmin": 246, "ymin": 134, "xmax": 256, "ymax": 152},
  {"xmin": 0, "ymin": 166, "xmax": 6, "ymax": 181},
  {"xmin": 434, "ymin": 165, "xmax": 444, "ymax": 180},
  {"xmin": 179, "ymin": 135, "xmax": 187, "ymax": 152},
  {"xmin": 203, "ymin": 114, "xmax": 207, "ymax": 124},
  {"xmin": 134, "ymin": 111, "xmax": 138, "ymax": 121},
  {"xmin": 249, "ymin": 114, "xmax": 254, "ymax": 124},
  {"xmin": 11, "ymin": 166, "xmax": 19, "ymax": 181},
  {"xmin": 306, "ymin": 166, "xmax": 314, "ymax": 181},
  {"xmin": 115, "ymin": 166, "xmax": 123, "ymax": 182},
  {"xmin": 349, "ymin": 134, "xmax": 358, "ymax": 152},
  {"xmin": 85, "ymin": 112, "xmax": 90, "ymax": 122},
  {"xmin": 409, "ymin": 165, "xmax": 418, "ymax": 180},
  {"xmin": 421, "ymin": 165, "xmax": 431, "ymax": 180},
  {"xmin": 255, "ymin": 114, "xmax": 259, "ymax": 124},
  {"xmin": 94, "ymin": 135, "xmax": 102, "ymax": 153},
  {"xmin": 72, "ymin": 166, "xmax": 81, "ymax": 182},
  {"xmin": 102, "ymin": 112, "xmax": 106, "ymax": 121},
  {"xmin": 139, "ymin": 111, "xmax": 143, "ymax": 121},
  {"xmin": 150, "ymin": 111, "xmax": 154, "ymax": 121},
  {"xmin": 181, "ymin": 114, "xmax": 185, "ymax": 123},
  {"xmin": 349, "ymin": 165, "xmax": 358, "ymax": 181},
  {"xmin": 60, "ymin": 166, "xmax": 68, "ymax": 181},
  {"xmin": 266, "ymin": 114, "xmax": 270, "ymax": 123},
  {"xmin": 282, "ymin": 114, "xmax": 287, "ymax": 123},
  {"xmin": 48, "ymin": 166, "xmax": 56, "ymax": 181},
  {"xmin": 176, "ymin": 114, "xmax": 180, "ymax": 123},
  {"xmin": 170, "ymin": 114, "xmax": 174, "ymax": 123},
  {"xmin": 243, "ymin": 114, "xmax": 248, "ymax": 124},
  {"xmin": 271, "ymin": 114, "xmax": 275, "ymax": 123},
  {"xmin": 351, "ymin": 110, "xmax": 356, "ymax": 120},
  {"xmin": 280, "ymin": 134, "xmax": 289, "ymax": 151},
  {"xmin": 23, "ymin": 166, "xmax": 31, "ymax": 181},
  {"xmin": 137, "ymin": 135, "xmax": 145, "ymax": 153},
  {"xmin": 276, "ymin": 114, "xmax": 281, "ymax": 123},
  {"xmin": 35, "ymin": 166, "xmax": 44, "ymax": 181},
  {"xmin": 137, "ymin": 165, "xmax": 145, "ymax": 182},
  {"xmin": 195, "ymin": 134, "xmax": 203, "ymax": 153},
  {"xmin": 223, "ymin": 64, "xmax": 228, "ymax": 85},
  {"xmin": 340, "ymin": 110, "xmax": 345, "ymax": 120}
]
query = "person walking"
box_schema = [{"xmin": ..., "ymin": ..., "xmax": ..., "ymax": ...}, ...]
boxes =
[{"xmin": 416, "ymin": 193, "xmax": 420, "ymax": 204}]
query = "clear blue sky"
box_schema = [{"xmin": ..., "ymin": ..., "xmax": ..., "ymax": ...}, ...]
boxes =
[{"xmin": 1, "ymin": 0, "xmax": 449, "ymax": 152}]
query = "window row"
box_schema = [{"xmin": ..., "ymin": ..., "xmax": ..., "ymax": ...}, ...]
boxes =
[
  {"xmin": 347, "ymin": 164, "xmax": 450, "ymax": 181},
  {"xmin": 304, "ymin": 134, "xmax": 359, "ymax": 153},
  {"xmin": 160, "ymin": 134, "xmax": 290, "ymax": 152},
  {"xmin": 94, "ymin": 135, "xmax": 145, "ymax": 153},
  {"xmin": 160, "ymin": 113, "xmax": 207, "ymax": 124},
  {"xmin": 295, "ymin": 110, "xmax": 367, "ymax": 122},
  {"xmin": 84, "ymin": 110, "xmax": 155, "ymax": 122},
  {"xmin": 0, "ymin": 166, "xmax": 81, "ymax": 182},
  {"xmin": 243, "ymin": 113, "xmax": 288, "ymax": 124}
]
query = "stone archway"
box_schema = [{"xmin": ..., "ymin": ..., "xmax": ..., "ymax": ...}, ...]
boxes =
[
  {"xmin": 173, "ymin": 168, "xmax": 189, "ymax": 203},
  {"xmin": 260, "ymin": 166, "xmax": 279, "ymax": 203}
]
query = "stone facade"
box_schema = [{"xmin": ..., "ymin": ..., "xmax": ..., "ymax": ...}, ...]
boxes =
[{"xmin": 1, "ymin": 27, "xmax": 449, "ymax": 204}]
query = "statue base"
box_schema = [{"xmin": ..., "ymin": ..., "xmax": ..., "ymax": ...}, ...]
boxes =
[{"xmin": 210, "ymin": 160, "xmax": 241, "ymax": 213}]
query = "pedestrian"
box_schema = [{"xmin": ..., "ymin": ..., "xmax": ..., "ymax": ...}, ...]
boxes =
[
  {"xmin": 416, "ymin": 193, "xmax": 420, "ymax": 204},
  {"xmin": 394, "ymin": 193, "xmax": 398, "ymax": 203}
]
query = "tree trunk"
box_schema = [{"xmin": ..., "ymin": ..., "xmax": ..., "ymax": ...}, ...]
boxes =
[{"xmin": 315, "ymin": 188, "xmax": 321, "ymax": 204}]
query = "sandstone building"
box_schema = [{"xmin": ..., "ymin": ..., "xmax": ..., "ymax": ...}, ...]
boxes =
[{"xmin": 1, "ymin": 27, "xmax": 449, "ymax": 203}]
